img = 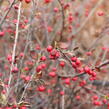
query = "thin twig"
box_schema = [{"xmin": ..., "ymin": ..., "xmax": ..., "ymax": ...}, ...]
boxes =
[
  {"xmin": 18, "ymin": 60, "xmax": 39, "ymax": 103},
  {"xmin": 15, "ymin": 0, "xmax": 38, "ymax": 93},
  {"xmin": 0, "ymin": 0, "xmax": 16, "ymax": 29},
  {"xmin": 7, "ymin": 2, "xmax": 22, "ymax": 98}
]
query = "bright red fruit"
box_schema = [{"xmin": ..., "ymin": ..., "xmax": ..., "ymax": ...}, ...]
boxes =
[
  {"xmin": 0, "ymin": 31, "xmax": 4, "ymax": 37},
  {"xmin": 60, "ymin": 91, "xmax": 65, "ymax": 95},
  {"xmin": 40, "ymin": 56, "xmax": 46, "ymax": 61},
  {"xmin": 59, "ymin": 61, "xmax": 65, "ymax": 67},
  {"xmin": 20, "ymin": 106, "xmax": 27, "ymax": 109},
  {"xmin": 49, "ymin": 72, "xmax": 56, "ymax": 77},
  {"xmin": 44, "ymin": 0, "xmax": 52, "ymax": 3},
  {"xmin": 12, "ymin": 67, "xmax": 18, "ymax": 73},
  {"xmin": 25, "ymin": 0, "xmax": 31, "ymax": 3},
  {"xmin": 75, "ymin": 95, "xmax": 81, "ymax": 100},
  {"xmin": 64, "ymin": 78, "xmax": 70, "ymax": 85},
  {"xmin": 37, "ymin": 85, "xmax": 46, "ymax": 92},
  {"xmin": 47, "ymin": 45, "xmax": 53, "ymax": 52}
]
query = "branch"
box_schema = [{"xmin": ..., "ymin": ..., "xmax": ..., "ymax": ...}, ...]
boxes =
[
  {"xmin": 95, "ymin": 60, "xmax": 109, "ymax": 69},
  {"xmin": 7, "ymin": 2, "xmax": 22, "ymax": 98}
]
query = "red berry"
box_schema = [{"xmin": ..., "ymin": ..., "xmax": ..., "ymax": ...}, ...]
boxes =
[
  {"xmin": 59, "ymin": 61, "xmax": 65, "ymax": 67},
  {"xmin": 25, "ymin": 0, "xmax": 31, "ymax": 3},
  {"xmin": 93, "ymin": 101, "xmax": 102, "ymax": 106},
  {"xmin": 97, "ymin": 11, "xmax": 104, "ymax": 16},
  {"xmin": 60, "ymin": 91, "xmax": 65, "ymax": 95},
  {"xmin": 13, "ymin": 105, "xmax": 17, "ymax": 108},
  {"xmin": 47, "ymin": 45, "xmax": 53, "ymax": 52},
  {"xmin": 64, "ymin": 3, "xmax": 70, "ymax": 9},
  {"xmin": 24, "ymin": 76, "xmax": 31, "ymax": 82},
  {"xmin": 47, "ymin": 89, "xmax": 52, "ymax": 94},
  {"xmin": 102, "ymin": 99, "xmax": 107, "ymax": 104},
  {"xmin": 20, "ymin": 74, "xmax": 26, "ymax": 79},
  {"xmin": 93, "ymin": 95, "xmax": 98, "ymax": 100},
  {"xmin": 12, "ymin": 67, "xmax": 18, "ymax": 73},
  {"xmin": 40, "ymin": 56, "xmax": 46, "ymax": 61},
  {"xmin": 36, "ymin": 65, "xmax": 42, "ymax": 72},
  {"xmin": 86, "ymin": 51, "xmax": 92, "ymax": 56},
  {"xmin": 78, "ymin": 68, "xmax": 84, "ymax": 73},
  {"xmin": 37, "ymin": 85, "xmax": 46, "ymax": 92},
  {"xmin": 24, "ymin": 66, "xmax": 29, "ymax": 71},
  {"xmin": 84, "ymin": 66, "xmax": 90, "ymax": 74},
  {"xmin": 5, "ymin": 107, "xmax": 12, "ymax": 109},
  {"xmin": 68, "ymin": 15, "xmax": 73, "ymax": 23},
  {"xmin": 91, "ymin": 72, "xmax": 96, "ymax": 77},
  {"xmin": 72, "ymin": 77, "xmax": 78, "ymax": 81},
  {"xmin": 35, "ymin": 44, "xmax": 40, "ymax": 50},
  {"xmin": 54, "ymin": 7, "xmax": 59, "ymax": 12},
  {"xmin": 55, "ymin": 51, "xmax": 60, "ymax": 58},
  {"xmin": 41, "ymin": 63, "xmax": 47, "ymax": 69},
  {"xmin": 50, "ymin": 49, "xmax": 57, "ymax": 56},
  {"xmin": 14, "ymin": 5, "xmax": 19, "ymax": 9},
  {"xmin": 72, "ymin": 62, "xmax": 77, "ymax": 68},
  {"xmin": 75, "ymin": 95, "xmax": 81, "ymax": 100},
  {"xmin": 24, "ymin": 19, "xmax": 28, "ymax": 23},
  {"xmin": 49, "ymin": 72, "xmax": 56, "ymax": 77},
  {"xmin": 102, "ymin": 47, "xmax": 107, "ymax": 50},
  {"xmin": 52, "ymin": 67, "xmax": 57, "ymax": 71},
  {"xmin": 47, "ymin": 26, "xmax": 53, "ymax": 32},
  {"xmin": 79, "ymin": 80, "xmax": 86, "ymax": 86},
  {"xmin": 64, "ymin": 78, "xmax": 70, "ymax": 85},
  {"xmin": 0, "ymin": 31, "xmax": 4, "ymax": 37},
  {"xmin": 71, "ymin": 56, "xmax": 77, "ymax": 61},
  {"xmin": 20, "ymin": 52, "xmax": 24, "ymax": 57},
  {"xmin": 75, "ymin": 59, "xmax": 81, "ymax": 66},
  {"xmin": 44, "ymin": 0, "xmax": 52, "ymax": 3},
  {"xmin": 20, "ymin": 106, "xmax": 27, "ymax": 109},
  {"xmin": 2, "ymin": 90, "xmax": 6, "ymax": 94}
]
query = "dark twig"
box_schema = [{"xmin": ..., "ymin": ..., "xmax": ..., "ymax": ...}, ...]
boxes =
[
  {"xmin": 95, "ymin": 60, "xmax": 109, "ymax": 69},
  {"xmin": 57, "ymin": 47, "xmax": 73, "ymax": 65}
]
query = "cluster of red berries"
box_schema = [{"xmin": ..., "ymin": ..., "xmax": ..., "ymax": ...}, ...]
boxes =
[
  {"xmin": 92, "ymin": 95, "xmax": 109, "ymax": 107},
  {"xmin": 21, "ymin": 75, "xmax": 31, "ymax": 82},
  {"xmin": 84, "ymin": 66, "xmax": 96, "ymax": 80},
  {"xmin": 70, "ymin": 55, "xmax": 96, "ymax": 81},
  {"xmin": 36, "ymin": 63, "xmax": 46, "ymax": 72},
  {"xmin": 71, "ymin": 56, "xmax": 81, "ymax": 68},
  {"xmin": 47, "ymin": 45, "xmax": 60, "ymax": 59}
]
